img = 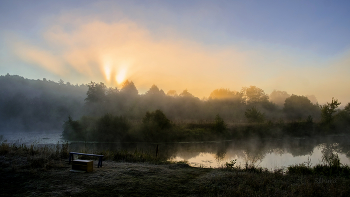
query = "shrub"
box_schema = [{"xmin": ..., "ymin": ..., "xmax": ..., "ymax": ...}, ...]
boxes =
[
  {"xmin": 214, "ymin": 114, "xmax": 227, "ymax": 133},
  {"xmin": 245, "ymin": 106, "xmax": 265, "ymax": 123},
  {"xmin": 141, "ymin": 110, "xmax": 172, "ymax": 142},
  {"xmin": 142, "ymin": 110, "xmax": 171, "ymax": 129},
  {"xmin": 95, "ymin": 114, "xmax": 130, "ymax": 142},
  {"xmin": 320, "ymin": 97, "xmax": 341, "ymax": 125},
  {"xmin": 62, "ymin": 116, "xmax": 83, "ymax": 140}
]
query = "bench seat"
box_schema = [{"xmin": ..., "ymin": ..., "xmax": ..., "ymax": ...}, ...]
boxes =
[
  {"xmin": 72, "ymin": 159, "xmax": 93, "ymax": 172},
  {"xmin": 69, "ymin": 152, "xmax": 104, "ymax": 168}
]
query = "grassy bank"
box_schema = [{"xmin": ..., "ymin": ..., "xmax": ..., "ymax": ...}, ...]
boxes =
[{"xmin": 1, "ymin": 142, "xmax": 350, "ymax": 196}]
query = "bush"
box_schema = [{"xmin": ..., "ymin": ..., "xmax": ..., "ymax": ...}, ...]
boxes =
[
  {"xmin": 142, "ymin": 110, "xmax": 171, "ymax": 129},
  {"xmin": 214, "ymin": 114, "xmax": 227, "ymax": 133},
  {"xmin": 141, "ymin": 110, "xmax": 172, "ymax": 142},
  {"xmin": 62, "ymin": 116, "xmax": 83, "ymax": 140},
  {"xmin": 245, "ymin": 106, "xmax": 265, "ymax": 123},
  {"xmin": 95, "ymin": 114, "xmax": 130, "ymax": 142}
]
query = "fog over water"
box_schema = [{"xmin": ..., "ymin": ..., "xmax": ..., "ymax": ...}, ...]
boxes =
[{"xmin": 2, "ymin": 131, "xmax": 349, "ymax": 170}]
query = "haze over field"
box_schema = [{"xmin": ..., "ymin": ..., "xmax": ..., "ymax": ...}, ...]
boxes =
[{"xmin": 1, "ymin": 1, "xmax": 350, "ymax": 104}]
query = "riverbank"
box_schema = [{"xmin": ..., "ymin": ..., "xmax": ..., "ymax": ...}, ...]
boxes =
[
  {"xmin": 2, "ymin": 158, "xmax": 350, "ymax": 197},
  {"xmin": 1, "ymin": 143, "xmax": 350, "ymax": 196}
]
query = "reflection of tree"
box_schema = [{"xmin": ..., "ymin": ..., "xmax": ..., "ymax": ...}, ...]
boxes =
[
  {"xmin": 320, "ymin": 143, "xmax": 341, "ymax": 166},
  {"xmin": 242, "ymin": 150, "xmax": 265, "ymax": 166},
  {"xmin": 284, "ymin": 139, "xmax": 315, "ymax": 157},
  {"xmin": 238, "ymin": 139, "xmax": 267, "ymax": 166},
  {"xmin": 336, "ymin": 137, "xmax": 350, "ymax": 159},
  {"xmin": 214, "ymin": 142, "xmax": 229, "ymax": 162},
  {"xmin": 271, "ymin": 148, "xmax": 285, "ymax": 156},
  {"xmin": 70, "ymin": 136, "xmax": 350, "ymax": 167}
]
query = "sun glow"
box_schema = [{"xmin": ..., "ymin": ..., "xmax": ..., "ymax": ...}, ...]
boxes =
[
  {"xmin": 116, "ymin": 66, "xmax": 127, "ymax": 84},
  {"xmin": 104, "ymin": 64, "xmax": 111, "ymax": 81}
]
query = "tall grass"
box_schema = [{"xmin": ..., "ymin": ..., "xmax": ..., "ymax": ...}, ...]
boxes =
[{"xmin": 0, "ymin": 141, "xmax": 69, "ymax": 170}]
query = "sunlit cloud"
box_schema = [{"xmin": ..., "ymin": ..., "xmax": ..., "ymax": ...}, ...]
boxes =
[
  {"xmin": 5, "ymin": 12, "xmax": 350, "ymax": 104},
  {"xmin": 10, "ymin": 39, "xmax": 66, "ymax": 76}
]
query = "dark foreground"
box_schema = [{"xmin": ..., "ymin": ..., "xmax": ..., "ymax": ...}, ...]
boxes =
[{"xmin": 1, "ymin": 157, "xmax": 350, "ymax": 197}]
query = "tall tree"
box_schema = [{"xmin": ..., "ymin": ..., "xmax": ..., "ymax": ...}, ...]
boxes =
[
  {"xmin": 179, "ymin": 89, "xmax": 194, "ymax": 97},
  {"xmin": 283, "ymin": 95, "xmax": 319, "ymax": 120},
  {"xmin": 145, "ymin": 85, "xmax": 165, "ymax": 96},
  {"xmin": 241, "ymin": 86, "xmax": 269, "ymax": 104},
  {"xmin": 320, "ymin": 98, "xmax": 341, "ymax": 124},
  {"xmin": 269, "ymin": 90, "xmax": 290, "ymax": 107},
  {"xmin": 120, "ymin": 80, "xmax": 138, "ymax": 95},
  {"xmin": 209, "ymin": 88, "xmax": 242, "ymax": 102},
  {"xmin": 166, "ymin": 90, "xmax": 178, "ymax": 97},
  {"xmin": 85, "ymin": 82, "xmax": 107, "ymax": 103}
]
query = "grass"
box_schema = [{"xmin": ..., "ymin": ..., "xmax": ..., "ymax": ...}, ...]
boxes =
[{"xmin": 1, "ymin": 142, "xmax": 350, "ymax": 196}]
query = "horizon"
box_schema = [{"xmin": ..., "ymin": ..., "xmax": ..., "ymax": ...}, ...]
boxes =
[
  {"xmin": 1, "ymin": 1, "xmax": 350, "ymax": 104},
  {"xmin": 0, "ymin": 73, "xmax": 324, "ymax": 106}
]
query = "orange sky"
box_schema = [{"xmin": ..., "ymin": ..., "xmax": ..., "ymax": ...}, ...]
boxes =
[{"xmin": 1, "ymin": 1, "xmax": 350, "ymax": 105}]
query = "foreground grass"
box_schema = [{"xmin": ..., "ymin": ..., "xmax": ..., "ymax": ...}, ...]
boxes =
[{"xmin": 1, "ymin": 142, "xmax": 350, "ymax": 196}]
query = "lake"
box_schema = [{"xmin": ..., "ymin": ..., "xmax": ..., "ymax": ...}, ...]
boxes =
[{"xmin": 1, "ymin": 131, "xmax": 350, "ymax": 170}]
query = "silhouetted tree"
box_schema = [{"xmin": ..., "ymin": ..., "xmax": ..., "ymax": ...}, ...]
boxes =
[
  {"xmin": 245, "ymin": 106, "xmax": 265, "ymax": 123},
  {"xmin": 62, "ymin": 116, "xmax": 83, "ymax": 140},
  {"xmin": 120, "ymin": 80, "xmax": 138, "ymax": 95},
  {"xmin": 283, "ymin": 95, "xmax": 319, "ymax": 120},
  {"xmin": 145, "ymin": 85, "xmax": 165, "ymax": 96},
  {"xmin": 142, "ymin": 110, "xmax": 171, "ymax": 129},
  {"xmin": 85, "ymin": 82, "xmax": 107, "ymax": 103},
  {"xmin": 95, "ymin": 114, "xmax": 130, "ymax": 141},
  {"xmin": 209, "ymin": 88, "xmax": 243, "ymax": 102},
  {"xmin": 344, "ymin": 103, "xmax": 350, "ymax": 114},
  {"xmin": 141, "ymin": 110, "xmax": 172, "ymax": 141},
  {"xmin": 105, "ymin": 87, "xmax": 119, "ymax": 102},
  {"xmin": 214, "ymin": 114, "xmax": 227, "ymax": 133},
  {"xmin": 306, "ymin": 95, "xmax": 318, "ymax": 104},
  {"xmin": 166, "ymin": 90, "xmax": 178, "ymax": 97},
  {"xmin": 241, "ymin": 86, "xmax": 269, "ymax": 104},
  {"xmin": 179, "ymin": 89, "xmax": 194, "ymax": 97},
  {"xmin": 320, "ymin": 98, "xmax": 341, "ymax": 124},
  {"xmin": 269, "ymin": 90, "xmax": 290, "ymax": 107}
]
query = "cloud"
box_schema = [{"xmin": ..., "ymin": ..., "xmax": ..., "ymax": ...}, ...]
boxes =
[
  {"xmin": 5, "ymin": 13, "xmax": 350, "ymax": 104},
  {"xmin": 10, "ymin": 17, "xmax": 248, "ymax": 92},
  {"xmin": 11, "ymin": 39, "xmax": 66, "ymax": 76}
]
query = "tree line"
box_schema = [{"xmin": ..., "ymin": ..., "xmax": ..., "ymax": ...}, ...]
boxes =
[{"xmin": 1, "ymin": 74, "xmax": 350, "ymax": 137}]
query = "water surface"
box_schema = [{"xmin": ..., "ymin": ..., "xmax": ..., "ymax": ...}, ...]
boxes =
[{"xmin": 1, "ymin": 131, "xmax": 350, "ymax": 170}]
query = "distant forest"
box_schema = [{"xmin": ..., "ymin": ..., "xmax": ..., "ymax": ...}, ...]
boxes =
[
  {"xmin": 1, "ymin": 74, "xmax": 350, "ymax": 139},
  {"xmin": 0, "ymin": 74, "xmax": 87, "ymax": 131}
]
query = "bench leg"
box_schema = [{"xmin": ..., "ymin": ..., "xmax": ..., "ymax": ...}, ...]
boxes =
[
  {"xmin": 98, "ymin": 157, "xmax": 103, "ymax": 168},
  {"xmin": 69, "ymin": 153, "xmax": 73, "ymax": 164}
]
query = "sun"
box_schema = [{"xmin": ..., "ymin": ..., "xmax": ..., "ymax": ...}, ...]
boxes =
[{"xmin": 116, "ymin": 67, "xmax": 127, "ymax": 84}]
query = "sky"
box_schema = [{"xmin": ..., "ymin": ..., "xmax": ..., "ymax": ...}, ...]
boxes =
[{"xmin": 1, "ymin": 0, "xmax": 350, "ymax": 104}]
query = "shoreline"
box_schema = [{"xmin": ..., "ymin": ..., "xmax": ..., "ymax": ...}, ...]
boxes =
[{"xmin": 1, "ymin": 152, "xmax": 350, "ymax": 196}]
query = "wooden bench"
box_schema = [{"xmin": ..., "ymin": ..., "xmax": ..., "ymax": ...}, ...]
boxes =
[
  {"xmin": 68, "ymin": 152, "xmax": 104, "ymax": 168},
  {"xmin": 72, "ymin": 159, "xmax": 93, "ymax": 172}
]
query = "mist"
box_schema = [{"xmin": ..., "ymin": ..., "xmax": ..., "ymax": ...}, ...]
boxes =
[{"xmin": 1, "ymin": 74, "xmax": 350, "ymax": 143}]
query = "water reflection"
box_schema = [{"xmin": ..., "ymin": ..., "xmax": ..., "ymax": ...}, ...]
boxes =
[{"xmin": 2, "ymin": 131, "xmax": 350, "ymax": 169}]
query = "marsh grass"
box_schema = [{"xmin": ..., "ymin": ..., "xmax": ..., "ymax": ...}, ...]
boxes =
[
  {"xmin": 287, "ymin": 154, "xmax": 350, "ymax": 178},
  {"xmin": 0, "ymin": 141, "xmax": 69, "ymax": 170},
  {"xmin": 2, "ymin": 142, "xmax": 350, "ymax": 196},
  {"xmin": 76, "ymin": 148, "xmax": 172, "ymax": 164}
]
